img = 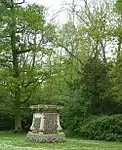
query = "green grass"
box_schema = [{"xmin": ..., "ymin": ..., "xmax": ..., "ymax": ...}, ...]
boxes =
[{"xmin": 0, "ymin": 132, "xmax": 122, "ymax": 150}]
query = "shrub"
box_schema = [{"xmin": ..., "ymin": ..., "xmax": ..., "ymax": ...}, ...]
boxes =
[
  {"xmin": 0, "ymin": 108, "xmax": 14, "ymax": 131},
  {"xmin": 61, "ymin": 87, "xmax": 91, "ymax": 136},
  {"xmin": 80, "ymin": 114, "xmax": 122, "ymax": 141}
]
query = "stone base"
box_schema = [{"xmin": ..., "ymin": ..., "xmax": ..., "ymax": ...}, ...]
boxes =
[{"xmin": 27, "ymin": 132, "xmax": 66, "ymax": 143}]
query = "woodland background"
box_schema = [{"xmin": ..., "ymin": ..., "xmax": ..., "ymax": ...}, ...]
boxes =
[{"xmin": 0, "ymin": 0, "xmax": 122, "ymax": 141}]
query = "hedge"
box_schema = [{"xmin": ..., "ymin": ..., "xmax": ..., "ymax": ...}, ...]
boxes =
[{"xmin": 80, "ymin": 114, "xmax": 122, "ymax": 141}]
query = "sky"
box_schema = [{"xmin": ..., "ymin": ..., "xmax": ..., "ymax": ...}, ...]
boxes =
[
  {"xmin": 26, "ymin": 0, "xmax": 65, "ymax": 8},
  {"xmin": 24, "ymin": 0, "xmax": 74, "ymax": 23}
]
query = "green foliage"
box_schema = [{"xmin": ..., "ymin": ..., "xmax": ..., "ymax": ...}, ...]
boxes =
[
  {"xmin": 0, "ymin": 107, "xmax": 14, "ymax": 131},
  {"xmin": 0, "ymin": 0, "xmax": 56, "ymax": 131},
  {"xmin": 61, "ymin": 57, "xmax": 122, "ymax": 137},
  {"xmin": 80, "ymin": 114, "xmax": 122, "ymax": 142},
  {"xmin": 81, "ymin": 57, "xmax": 114, "ymax": 115},
  {"xmin": 0, "ymin": 0, "xmax": 122, "ymax": 138},
  {"xmin": 114, "ymin": 0, "xmax": 122, "ymax": 14},
  {"xmin": 61, "ymin": 87, "xmax": 91, "ymax": 136},
  {"xmin": 110, "ymin": 59, "xmax": 122, "ymax": 102}
]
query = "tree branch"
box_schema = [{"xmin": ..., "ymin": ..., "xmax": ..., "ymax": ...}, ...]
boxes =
[
  {"xmin": 0, "ymin": 63, "xmax": 12, "ymax": 69},
  {"xmin": 21, "ymin": 92, "xmax": 31, "ymax": 104},
  {"xmin": 56, "ymin": 42, "xmax": 84, "ymax": 66},
  {"xmin": 17, "ymin": 49, "xmax": 31, "ymax": 54},
  {"xmin": 16, "ymin": 0, "xmax": 25, "ymax": 5}
]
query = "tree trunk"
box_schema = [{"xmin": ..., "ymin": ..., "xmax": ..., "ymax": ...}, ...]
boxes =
[
  {"xmin": 117, "ymin": 36, "xmax": 122, "ymax": 63},
  {"xmin": 10, "ymin": 0, "xmax": 22, "ymax": 132},
  {"xmin": 14, "ymin": 92, "xmax": 22, "ymax": 132}
]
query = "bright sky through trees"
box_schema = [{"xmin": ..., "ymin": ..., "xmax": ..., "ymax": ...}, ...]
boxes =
[
  {"xmin": 25, "ymin": 0, "xmax": 73, "ymax": 23},
  {"xmin": 26, "ymin": 0, "xmax": 64, "ymax": 8}
]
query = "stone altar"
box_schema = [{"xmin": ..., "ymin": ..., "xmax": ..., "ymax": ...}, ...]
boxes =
[{"xmin": 27, "ymin": 105, "xmax": 66, "ymax": 142}]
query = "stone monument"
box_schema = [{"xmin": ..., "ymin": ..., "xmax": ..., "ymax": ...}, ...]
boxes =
[{"xmin": 27, "ymin": 104, "xmax": 66, "ymax": 142}]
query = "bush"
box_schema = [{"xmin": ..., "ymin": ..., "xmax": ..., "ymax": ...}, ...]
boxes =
[
  {"xmin": 0, "ymin": 108, "xmax": 14, "ymax": 131},
  {"xmin": 0, "ymin": 118, "xmax": 14, "ymax": 131},
  {"xmin": 80, "ymin": 114, "xmax": 122, "ymax": 141},
  {"xmin": 0, "ymin": 107, "xmax": 32, "ymax": 131},
  {"xmin": 61, "ymin": 87, "xmax": 91, "ymax": 136}
]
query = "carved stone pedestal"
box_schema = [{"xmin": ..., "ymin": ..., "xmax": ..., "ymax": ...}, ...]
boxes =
[{"xmin": 27, "ymin": 105, "xmax": 66, "ymax": 142}]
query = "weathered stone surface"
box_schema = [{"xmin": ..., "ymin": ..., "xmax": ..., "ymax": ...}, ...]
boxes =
[
  {"xmin": 27, "ymin": 132, "xmax": 66, "ymax": 143},
  {"xmin": 43, "ymin": 113, "xmax": 58, "ymax": 134},
  {"xmin": 27, "ymin": 105, "xmax": 66, "ymax": 143}
]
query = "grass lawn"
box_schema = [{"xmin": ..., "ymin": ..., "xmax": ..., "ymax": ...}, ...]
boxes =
[{"xmin": 0, "ymin": 132, "xmax": 122, "ymax": 150}]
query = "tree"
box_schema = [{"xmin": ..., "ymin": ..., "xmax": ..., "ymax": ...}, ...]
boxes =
[
  {"xmin": 0, "ymin": 0, "xmax": 55, "ymax": 132},
  {"xmin": 109, "ymin": 0, "xmax": 122, "ymax": 102}
]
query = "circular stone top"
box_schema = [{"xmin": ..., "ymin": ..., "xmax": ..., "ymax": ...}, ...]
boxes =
[{"xmin": 30, "ymin": 104, "xmax": 63, "ymax": 111}]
